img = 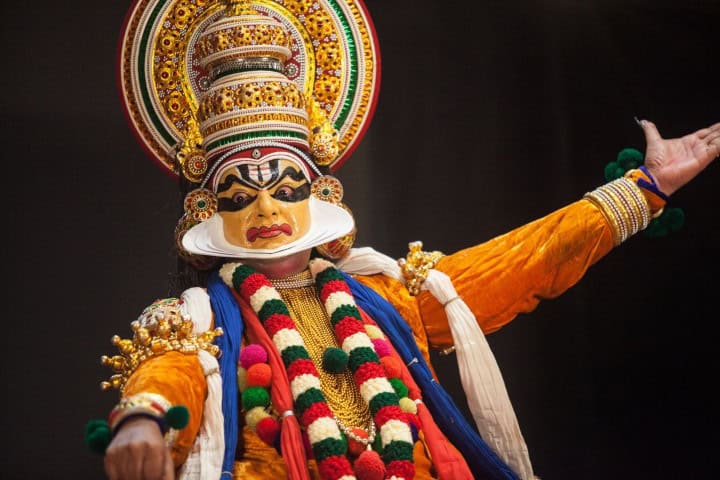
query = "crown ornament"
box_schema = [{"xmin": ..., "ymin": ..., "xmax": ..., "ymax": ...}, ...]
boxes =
[{"xmin": 119, "ymin": 0, "xmax": 380, "ymax": 180}]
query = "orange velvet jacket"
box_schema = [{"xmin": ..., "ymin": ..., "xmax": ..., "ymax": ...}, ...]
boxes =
[{"xmin": 120, "ymin": 195, "xmax": 646, "ymax": 475}]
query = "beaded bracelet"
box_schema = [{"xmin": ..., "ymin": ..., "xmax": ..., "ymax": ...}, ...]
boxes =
[
  {"xmin": 602, "ymin": 147, "xmax": 684, "ymax": 238},
  {"xmin": 85, "ymin": 392, "xmax": 189, "ymax": 455},
  {"xmin": 585, "ymin": 176, "xmax": 651, "ymax": 245}
]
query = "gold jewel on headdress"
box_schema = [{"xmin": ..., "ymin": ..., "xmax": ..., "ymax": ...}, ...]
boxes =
[
  {"xmin": 311, "ymin": 175, "xmax": 344, "ymax": 203},
  {"xmin": 311, "ymin": 175, "xmax": 356, "ymax": 260},
  {"xmin": 398, "ymin": 241, "xmax": 445, "ymax": 296},
  {"xmin": 183, "ymin": 188, "xmax": 218, "ymax": 222},
  {"xmin": 308, "ymin": 99, "xmax": 340, "ymax": 166}
]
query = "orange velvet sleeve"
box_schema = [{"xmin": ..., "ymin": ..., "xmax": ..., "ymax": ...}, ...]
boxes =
[
  {"xmin": 122, "ymin": 351, "xmax": 207, "ymax": 467},
  {"xmin": 418, "ymin": 199, "xmax": 615, "ymax": 348}
]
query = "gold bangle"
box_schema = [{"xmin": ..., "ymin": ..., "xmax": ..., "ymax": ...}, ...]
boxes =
[
  {"xmin": 585, "ymin": 188, "xmax": 626, "ymax": 244},
  {"xmin": 108, "ymin": 392, "xmax": 171, "ymax": 432},
  {"xmin": 616, "ymin": 177, "xmax": 651, "ymax": 228},
  {"xmin": 605, "ymin": 182, "xmax": 641, "ymax": 235},
  {"xmin": 585, "ymin": 176, "xmax": 653, "ymax": 245}
]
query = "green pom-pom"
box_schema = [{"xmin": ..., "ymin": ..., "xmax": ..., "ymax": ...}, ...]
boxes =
[
  {"xmin": 389, "ymin": 378, "xmax": 409, "ymax": 398},
  {"xmin": 644, "ymin": 207, "xmax": 685, "ymax": 238},
  {"xmin": 616, "ymin": 148, "xmax": 643, "ymax": 170},
  {"xmin": 242, "ymin": 386, "xmax": 271, "ymax": 410},
  {"xmin": 605, "ymin": 148, "xmax": 643, "ymax": 182},
  {"xmin": 643, "ymin": 219, "xmax": 668, "ymax": 238},
  {"xmin": 322, "ymin": 347, "xmax": 348, "ymax": 373},
  {"xmin": 165, "ymin": 405, "xmax": 190, "ymax": 430},
  {"xmin": 663, "ymin": 207, "xmax": 685, "ymax": 232},
  {"xmin": 84, "ymin": 419, "xmax": 111, "ymax": 455},
  {"xmin": 604, "ymin": 161, "xmax": 625, "ymax": 182}
]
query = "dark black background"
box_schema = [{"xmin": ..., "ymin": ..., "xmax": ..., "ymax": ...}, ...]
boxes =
[{"xmin": 3, "ymin": 1, "xmax": 718, "ymax": 478}]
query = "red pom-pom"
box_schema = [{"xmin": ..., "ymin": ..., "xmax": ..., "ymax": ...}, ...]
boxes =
[
  {"xmin": 239, "ymin": 344, "xmax": 267, "ymax": 369},
  {"xmin": 353, "ymin": 362, "xmax": 386, "ymax": 386},
  {"xmin": 347, "ymin": 428, "xmax": 369, "ymax": 458},
  {"xmin": 319, "ymin": 279, "xmax": 352, "ymax": 302},
  {"xmin": 318, "ymin": 455, "xmax": 354, "ymax": 478},
  {"xmin": 334, "ymin": 317, "xmax": 366, "ymax": 343},
  {"xmin": 286, "ymin": 358, "xmax": 318, "ymax": 382},
  {"xmin": 246, "ymin": 363, "xmax": 272, "ymax": 387},
  {"xmin": 240, "ymin": 273, "xmax": 272, "ymax": 300},
  {"xmin": 374, "ymin": 405, "xmax": 405, "ymax": 429},
  {"xmin": 255, "ymin": 416, "xmax": 280, "ymax": 445},
  {"xmin": 371, "ymin": 338, "xmax": 392, "ymax": 358},
  {"xmin": 354, "ymin": 449, "xmax": 386, "ymax": 480},
  {"xmin": 386, "ymin": 459, "xmax": 415, "ymax": 479},
  {"xmin": 380, "ymin": 356, "xmax": 402, "ymax": 379},
  {"xmin": 263, "ymin": 313, "xmax": 295, "ymax": 337}
]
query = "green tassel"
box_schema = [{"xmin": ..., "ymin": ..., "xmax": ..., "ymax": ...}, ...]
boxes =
[
  {"xmin": 322, "ymin": 347, "xmax": 349, "ymax": 373},
  {"xmin": 643, "ymin": 208, "xmax": 685, "ymax": 238},
  {"xmin": 616, "ymin": 147, "xmax": 643, "ymax": 170},
  {"xmin": 604, "ymin": 148, "xmax": 643, "ymax": 182},
  {"xmin": 604, "ymin": 162, "xmax": 625, "ymax": 182},
  {"xmin": 84, "ymin": 419, "xmax": 111, "ymax": 455},
  {"xmin": 165, "ymin": 405, "xmax": 190, "ymax": 430}
]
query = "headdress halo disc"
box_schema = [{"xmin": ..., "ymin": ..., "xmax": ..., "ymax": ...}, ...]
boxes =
[{"xmin": 117, "ymin": 0, "xmax": 381, "ymax": 178}]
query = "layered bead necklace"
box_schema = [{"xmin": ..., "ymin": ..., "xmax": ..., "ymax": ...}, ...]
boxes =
[{"xmin": 220, "ymin": 258, "xmax": 415, "ymax": 480}]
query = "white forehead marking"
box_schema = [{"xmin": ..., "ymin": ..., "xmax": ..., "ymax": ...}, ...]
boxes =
[{"xmin": 211, "ymin": 151, "xmax": 312, "ymax": 192}]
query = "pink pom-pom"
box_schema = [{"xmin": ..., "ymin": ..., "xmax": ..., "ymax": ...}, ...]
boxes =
[
  {"xmin": 255, "ymin": 416, "xmax": 280, "ymax": 445},
  {"xmin": 354, "ymin": 449, "xmax": 385, "ymax": 480},
  {"xmin": 380, "ymin": 356, "xmax": 402, "ymax": 379},
  {"xmin": 371, "ymin": 338, "xmax": 392, "ymax": 358},
  {"xmin": 246, "ymin": 363, "xmax": 272, "ymax": 388},
  {"xmin": 239, "ymin": 344, "xmax": 268, "ymax": 369}
]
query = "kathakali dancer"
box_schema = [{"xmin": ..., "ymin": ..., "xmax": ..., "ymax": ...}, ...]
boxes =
[{"xmin": 88, "ymin": 1, "xmax": 719, "ymax": 479}]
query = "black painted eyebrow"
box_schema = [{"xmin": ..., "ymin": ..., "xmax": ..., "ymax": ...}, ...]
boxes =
[
  {"xmin": 215, "ymin": 164, "xmax": 306, "ymax": 194},
  {"xmin": 276, "ymin": 165, "xmax": 306, "ymax": 183}
]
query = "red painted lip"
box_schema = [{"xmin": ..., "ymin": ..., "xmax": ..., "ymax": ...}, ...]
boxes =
[{"xmin": 246, "ymin": 223, "xmax": 292, "ymax": 242}]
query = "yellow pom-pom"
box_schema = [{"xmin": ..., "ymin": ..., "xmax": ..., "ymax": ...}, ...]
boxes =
[
  {"xmin": 364, "ymin": 325, "xmax": 384, "ymax": 340},
  {"xmin": 398, "ymin": 397, "xmax": 417, "ymax": 414},
  {"xmin": 245, "ymin": 406, "xmax": 269, "ymax": 430}
]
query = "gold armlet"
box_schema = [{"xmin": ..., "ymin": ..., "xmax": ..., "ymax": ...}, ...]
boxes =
[
  {"xmin": 398, "ymin": 241, "xmax": 444, "ymax": 296},
  {"xmin": 584, "ymin": 177, "xmax": 651, "ymax": 245},
  {"xmin": 100, "ymin": 298, "xmax": 223, "ymax": 392}
]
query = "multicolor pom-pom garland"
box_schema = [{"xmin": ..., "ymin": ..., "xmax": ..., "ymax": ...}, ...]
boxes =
[
  {"xmin": 237, "ymin": 343, "xmax": 281, "ymax": 448},
  {"xmin": 362, "ymin": 321, "xmax": 419, "ymax": 442},
  {"xmin": 310, "ymin": 259, "xmax": 416, "ymax": 480},
  {"xmin": 221, "ymin": 260, "xmax": 416, "ymax": 480}
]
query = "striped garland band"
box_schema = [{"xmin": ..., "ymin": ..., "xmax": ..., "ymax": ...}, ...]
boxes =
[{"xmin": 220, "ymin": 259, "xmax": 415, "ymax": 480}]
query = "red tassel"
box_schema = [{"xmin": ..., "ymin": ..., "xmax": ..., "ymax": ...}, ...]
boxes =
[{"xmin": 354, "ymin": 449, "xmax": 385, "ymax": 480}]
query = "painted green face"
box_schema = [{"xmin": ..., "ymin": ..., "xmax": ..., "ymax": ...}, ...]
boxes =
[{"xmin": 214, "ymin": 157, "xmax": 312, "ymax": 250}]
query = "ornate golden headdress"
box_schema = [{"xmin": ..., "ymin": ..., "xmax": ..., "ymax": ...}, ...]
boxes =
[
  {"xmin": 118, "ymin": 0, "xmax": 380, "ymax": 183},
  {"xmin": 118, "ymin": 0, "xmax": 379, "ymax": 264}
]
